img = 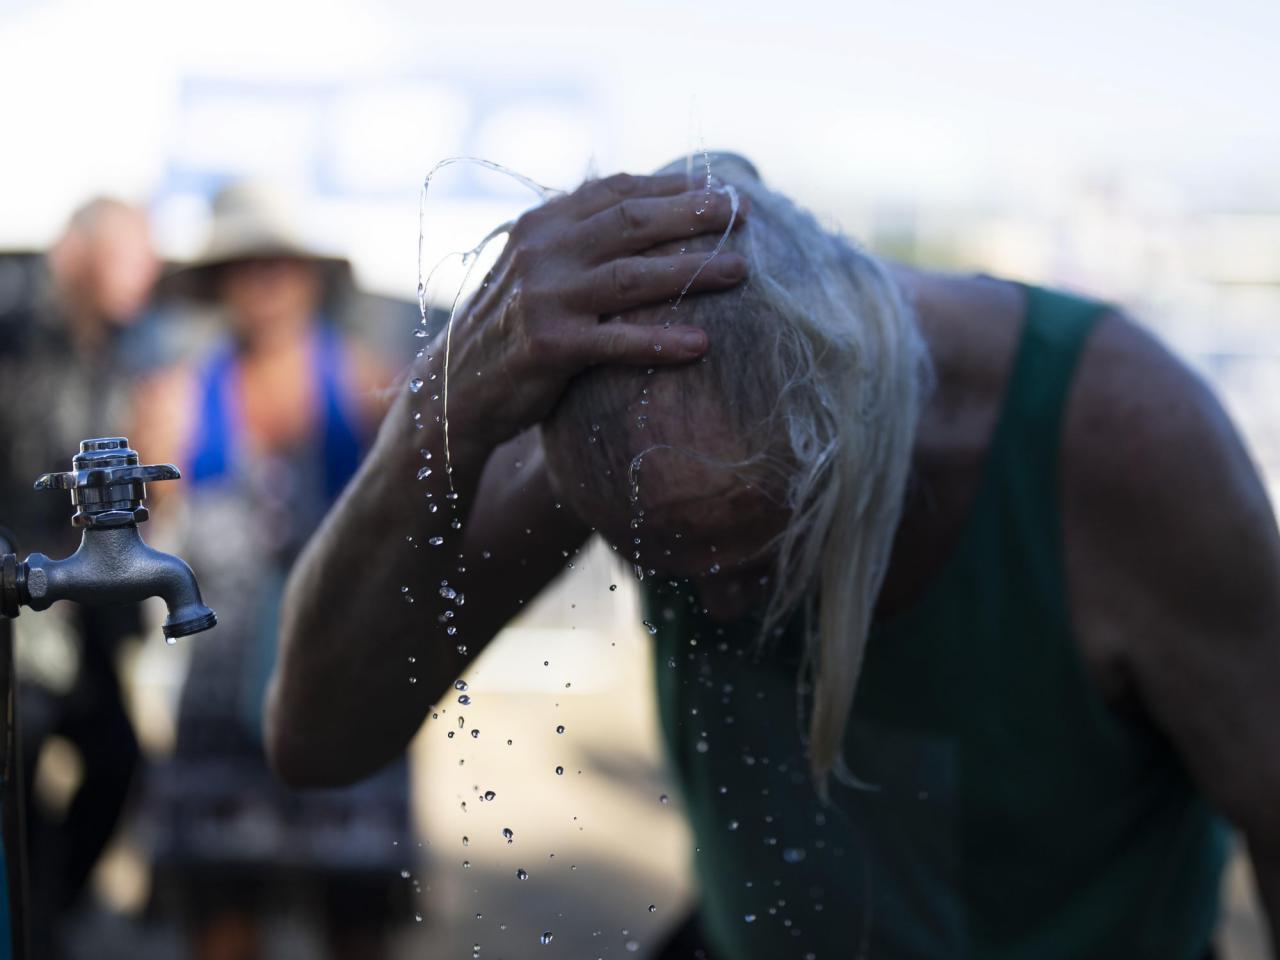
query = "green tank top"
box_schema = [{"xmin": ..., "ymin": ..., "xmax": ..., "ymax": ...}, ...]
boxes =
[{"xmin": 646, "ymin": 285, "xmax": 1228, "ymax": 960}]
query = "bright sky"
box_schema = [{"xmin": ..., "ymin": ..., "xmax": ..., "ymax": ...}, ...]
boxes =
[{"xmin": 3, "ymin": 0, "xmax": 1277, "ymax": 286}]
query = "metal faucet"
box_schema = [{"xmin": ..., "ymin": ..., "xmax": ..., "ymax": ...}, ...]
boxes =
[{"xmin": 0, "ymin": 437, "xmax": 217, "ymax": 639}]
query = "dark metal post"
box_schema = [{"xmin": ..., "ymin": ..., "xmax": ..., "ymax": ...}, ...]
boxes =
[{"xmin": 0, "ymin": 526, "xmax": 29, "ymax": 960}]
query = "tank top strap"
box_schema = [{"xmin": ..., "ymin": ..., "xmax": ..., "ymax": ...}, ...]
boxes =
[
  {"xmin": 186, "ymin": 346, "xmax": 239, "ymax": 485},
  {"xmin": 313, "ymin": 322, "xmax": 365, "ymax": 501},
  {"xmin": 988, "ymin": 285, "xmax": 1108, "ymax": 482}
]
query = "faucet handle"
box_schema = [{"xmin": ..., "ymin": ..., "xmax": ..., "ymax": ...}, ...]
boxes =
[
  {"xmin": 34, "ymin": 463, "xmax": 181, "ymax": 491},
  {"xmin": 34, "ymin": 438, "xmax": 182, "ymax": 528}
]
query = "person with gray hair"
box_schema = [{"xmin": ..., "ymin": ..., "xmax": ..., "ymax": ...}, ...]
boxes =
[{"xmin": 268, "ymin": 155, "xmax": 1280, "ymax": 959}]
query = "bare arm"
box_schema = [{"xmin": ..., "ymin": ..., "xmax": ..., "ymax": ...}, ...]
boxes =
[
  {"xmin": 1068, "ymin": 317, "xmax": 1280, "ymax": 952},
  {"xmin": 267, "ymin": 172, "xmax": 749, "ymax": 786}
]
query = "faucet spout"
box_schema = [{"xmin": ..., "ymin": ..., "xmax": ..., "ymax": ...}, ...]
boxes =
[
  {"xmin": 0, "ymin": 438, "xmax": 217, "ymax": 640},
  {"xmin": 23, "ymin": 526, "xmax": 216, "ymax": 639}
]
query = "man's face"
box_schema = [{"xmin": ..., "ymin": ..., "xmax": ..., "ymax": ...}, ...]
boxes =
[
  {"xmin": 549, "ymin": 382, "xmax": 790, "ymax": 622},
  {"xmin": 82, "ymin": 208, "xmax": 159, "ymax": 325}
]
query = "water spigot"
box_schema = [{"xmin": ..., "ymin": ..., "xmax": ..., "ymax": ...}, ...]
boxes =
[{"xmin": 0, "ymin": 438, "xmax": 217, "ymax": 641}]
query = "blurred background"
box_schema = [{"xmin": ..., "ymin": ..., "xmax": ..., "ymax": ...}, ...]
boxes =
[{"xmin": 0, "ymin": 0, "xmax": 1277, "ymax": 956}]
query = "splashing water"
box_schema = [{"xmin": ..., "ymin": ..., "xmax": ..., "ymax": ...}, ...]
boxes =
[
  {"xmin": 417, "ymin": 158, "xmax": 562, "ymax": 503},
  {"xmin": 670, "ymin": 180, "xmax": 740, "ymax": 313}
]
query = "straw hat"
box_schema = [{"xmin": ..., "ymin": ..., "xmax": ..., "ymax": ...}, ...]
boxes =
[{"xmin": 163, "ymin": 180, "xmax": 350, "ymax": 302}]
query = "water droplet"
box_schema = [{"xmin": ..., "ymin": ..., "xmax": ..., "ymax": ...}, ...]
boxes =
[
  {"xmin": 648, "ymin": 904, "xmax": 657, "ymax": 913},
  {"xmin": 625, "ymin": 941, "xmax": 640, "ymax": 953},
  {"xmin": 503, "ymin": 827, "xmax": 514, "ymax": 842},
  {"xmin": 454, "ymin": 678, "xmax": 467, "ymax": 690},
  {"xmin": 782, "ymin": 847, "xmax": 807, "ymax": 864},
  {"xmin": 463, "ymin": 859, "xmax": 470, "ymax": 868},
  {"xmin": 471, "ymin": 729, "xmax": 480, "ymax": 739},
  {"xmin": 744, "ymin": 914, "xmax": 756, "ymax": 923},
  {"xmin": 458, "ymin": 694, "xmax": 471, "ymax": 705},
  {"xmin": 517, "ymin": 868, "xmax": 529, "ymax": 880},
  {"xmin": 165, "ymin": 636, "xmax": 177, "ymax": 646},
  {"xmin": 462, "ymin": 835, "xmax": 469, "ymax": 846},
  {"xmin": 484, "ymin": 790, "xmax": 496, "ymax": 801},
  {"xmin": 642, "ymin": 620, "xmax": 658, "ymax": 635},
  {"xmin": 409, "ymin": 377, "xmax": 424, "ymax": 393},
  {"xmin": 414, "ymin": 328, "xmax": 429, "ymax": 338},
  {"xmin": 728, "ymin": 820, "xmax": 739, "ymax": 831},
  {"xmin": 555, "ymin": 766, "xmax": 564, "ymax": 776},
  {"xmin": 429, "ymin": 536, "xmax": 444, "ymax": 546},
  {"xmin": 415, "ymin": 912, "xmax": 423, "ymax": 922},
  {"xmin": 400, "ymin": 869, "xmax": 411, "ymax": 879},
  {"xmin": 659, "ymin": 794, "xmax": 669, "ymax": 804},
  {"xmin": 556, "ymin": 724, "xmax": 565, "ymax": 734},
  {"xmin": 653, "ymin": 344, "xmax": 662, "ymax": 352},
  {"xmin": 609, "ymin": 584, "xmax": 617, "ymax": 592},
  {"xmin": 695, "ymin": 739, "xmax": 709, "ymax": 754},
  {"xmin": 408, "ymin": 676, "xmax": 418, "ymax": 685},
  {"xmin": 539, "ymin": 931, "xmax": 553, "ymax": 944},
  {"xmin": 418, "ymin": 466, "xmax": 433, "ymax": 480}
]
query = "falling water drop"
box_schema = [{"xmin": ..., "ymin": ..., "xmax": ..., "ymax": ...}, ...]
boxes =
[
  {"xmin": 408, "ymin": 377, "xmax": 424, "ymax": 394},
  {"xmin": 517, "ymin": 868, "xmax": 529, "ymax": 880}
]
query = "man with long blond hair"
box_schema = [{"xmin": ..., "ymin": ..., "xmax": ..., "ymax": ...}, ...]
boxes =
[{"xmin": 268, "ymin": 155, "xmax": 1280, "ymax": 959}]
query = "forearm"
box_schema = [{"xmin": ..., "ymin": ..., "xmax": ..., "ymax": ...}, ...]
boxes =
[{"xmin": 268, "ymin": 382, "xmax": 489, "ymax": 786}]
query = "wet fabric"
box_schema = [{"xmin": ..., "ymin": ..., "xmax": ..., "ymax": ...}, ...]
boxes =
[
  {"xmin": 145, "ymin": 323, "xmax": 414, "ymax": 924},
  {"xmin": 647, "ymin": 286, "xmax": 1228, "ymax": 960}
]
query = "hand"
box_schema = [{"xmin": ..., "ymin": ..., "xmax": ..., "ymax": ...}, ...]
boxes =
[{"xmin": 420, "ymin": 172, "xmax": 748, "ymax": 452}]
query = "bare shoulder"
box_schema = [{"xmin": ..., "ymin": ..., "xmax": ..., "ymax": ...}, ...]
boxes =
[
  {"xmin": 1062, "ymin": 308, "xmax": 1280, "ymax": 836},
  {"xmin": 1063, "ymin": 310, "xmax": 1277, "ymax": 612}
]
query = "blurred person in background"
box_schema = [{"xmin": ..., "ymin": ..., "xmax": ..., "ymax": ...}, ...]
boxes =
[
  {"xmin": 270, "ymin": 156, "xmax": 1280, "ymax": 959},
  {"xmin": 0, "ymin": 197, "xmax": 160, "ymax": 959},
  {"xmin": 132, "ymin": 181, "xmax": 412, "ymax": 960}
]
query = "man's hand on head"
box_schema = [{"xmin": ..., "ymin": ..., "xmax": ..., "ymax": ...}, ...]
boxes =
[{"xmin": 423, "ymin": 172, "xmax": 749, "ymax": 457}]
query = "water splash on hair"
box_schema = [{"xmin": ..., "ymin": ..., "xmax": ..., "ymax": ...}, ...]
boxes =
[
  {"xmin": 670, "ymin": 182, "xmax": 739, "ymax": 315},
  {"xmin": 417, "ymin": 158, "xmax": 563, "ymax": 497}
]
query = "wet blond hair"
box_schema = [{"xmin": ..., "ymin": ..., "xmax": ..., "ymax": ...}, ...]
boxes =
[{"xmin": 545, "ymin": 154, "xmax": 929, "ymax": 789}]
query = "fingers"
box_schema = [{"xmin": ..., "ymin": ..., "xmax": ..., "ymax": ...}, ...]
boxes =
[
  {"xmin": 566, "ymin": 251, "xmax": 748, "ymax": 315},
  {"xmin": 570, "ymin": 187, "xmax": 746, "ymax": 261},
  {"xmin": 573, "ymin": 319, "xmax": 709, "ymax": 367},
  {"xmin": 568, "ymin": 172, "xmax": 697, "ymax": 218}
]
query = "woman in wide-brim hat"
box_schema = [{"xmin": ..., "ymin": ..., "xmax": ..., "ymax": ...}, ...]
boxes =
[
  {"xmin": 162, "ymin": 179, "xmax": 352, "ymax": 307},
  {"xmin": 134, "ymin": 181, "xmax": 414, "ymax": 960}
]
